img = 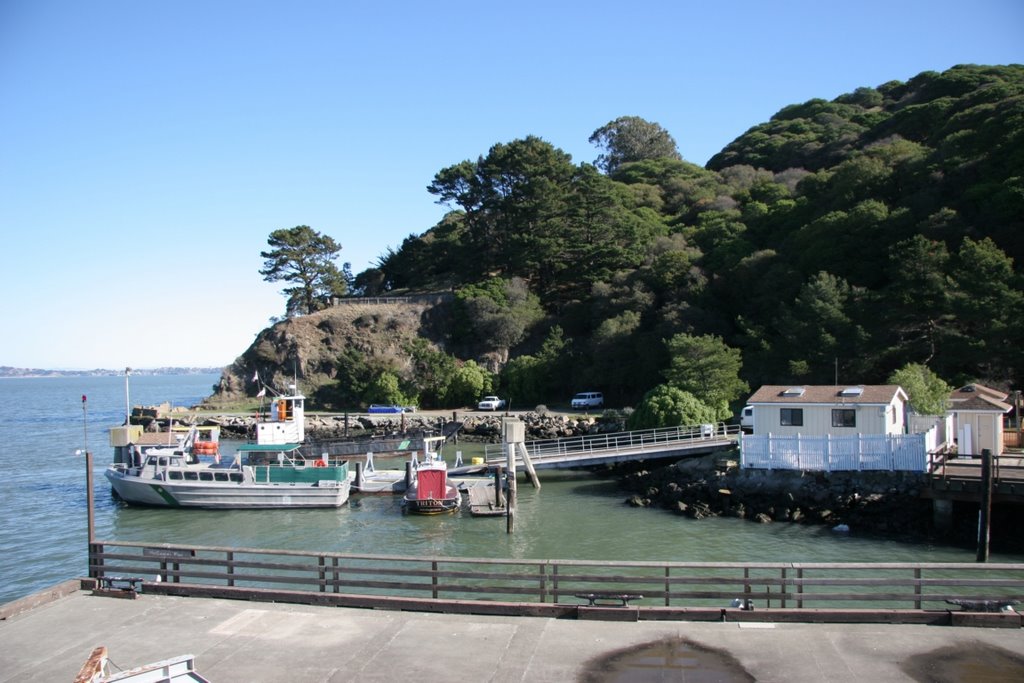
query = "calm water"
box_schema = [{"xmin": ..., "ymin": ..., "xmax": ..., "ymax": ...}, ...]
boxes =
[{"xmin": 1, "ymin": 374, "xmax": 1018, "ymax": 606}]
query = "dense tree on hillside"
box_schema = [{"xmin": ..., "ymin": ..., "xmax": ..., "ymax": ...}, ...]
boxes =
[
  {"xmin": 427, "ymin": 137, "xmax": 576, "ymax": 289},
  {"xmin": 590, "ymin": 116, "xmax": 682, "ymax": 175},
  {"xmin": 627, "ymin": 385, "xmax": 717, "ymax": 430},
  {"xmin": 326, "ymin": 64, "xmax": 1024, "ymax": 411},
  {"xmin": 500, "ymin": 325, "xmax": 570, "ymax": 407},
  {"xmin": 260, "ymin": 226, "xmax": 346, "ymax": 317},
  {"xmin": 663, "ymin": 334, "xmax": 748, "ymax": 420},
  {"xmin": 946, "ymin": 237, "xmax": 1024, "ymax": 382},
  {"xmin": 452, "ymin": 277, "xmax": 544, "ymax": 363}
]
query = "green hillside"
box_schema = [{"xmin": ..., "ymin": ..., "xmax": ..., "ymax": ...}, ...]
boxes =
[{"xmin": 226, "ymin": 65, "xmax": 1024, "ymax": 415}]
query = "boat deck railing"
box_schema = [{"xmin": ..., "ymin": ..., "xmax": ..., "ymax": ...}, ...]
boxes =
[{"xmin": 88, "ymin": 540, "xmax": 1024, "ymax": 622}]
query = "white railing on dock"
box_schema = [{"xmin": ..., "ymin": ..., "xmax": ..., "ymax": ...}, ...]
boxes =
[
  {"xmin": 740, "ymin": 433, "xmax": 929, "ymax": 472},
  {"xmin": 483, "ymin": 423, "xmax": 740, "ymax": 464}
]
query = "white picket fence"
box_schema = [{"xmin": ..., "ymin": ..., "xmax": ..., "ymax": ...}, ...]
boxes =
[{"xmin": 740, "ymin": 432, "xmax": 931, "ymax": 472}]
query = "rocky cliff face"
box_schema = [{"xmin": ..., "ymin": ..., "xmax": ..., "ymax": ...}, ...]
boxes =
[{"xmin": 205, "ymin": 299, "xmax": 454, "ymax": 407}]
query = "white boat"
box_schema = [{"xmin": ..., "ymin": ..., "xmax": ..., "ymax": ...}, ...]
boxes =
[
  {"xmin": 105, "ymin": 391, "xmax": 351, "ymax": 509},
  {"xmin": 402, "ymin": 436, "xmax": 461, "ymax": 514}
]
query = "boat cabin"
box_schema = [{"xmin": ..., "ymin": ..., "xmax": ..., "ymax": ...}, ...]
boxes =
[{"xmin": 256, "ymin": 394, "xmax": 306, "ymax": 445}]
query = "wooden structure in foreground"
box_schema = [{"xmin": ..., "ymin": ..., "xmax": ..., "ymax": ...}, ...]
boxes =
[
  {"xmin": 86, "ymin": 540, "xmax": 1023, "ymax": 626},
  {"xmin": 926, "ymin": 452, "xmax": 1024, "ymax": 503}
]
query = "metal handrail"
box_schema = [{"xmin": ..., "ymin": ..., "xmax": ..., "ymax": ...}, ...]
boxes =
[{"xmin": 483, "ymin": 423, "xmax": 739, "ymax": 463}]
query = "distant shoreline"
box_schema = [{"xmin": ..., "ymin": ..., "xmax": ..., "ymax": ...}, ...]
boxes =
[{"xmin": 0, "ymin": 367, "xmax": 223, "ymax": 378}]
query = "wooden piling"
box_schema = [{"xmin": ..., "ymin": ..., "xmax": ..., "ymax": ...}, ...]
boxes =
[
  {"xmin": 977, "ymin": 448, "xmax": 993, "ymax": 562},
  {"xmin": 507, "ymin": 443, "xmax": 517, "ymax": 534},
  {"xmin": 495, "ymin": 465, "xmax": 504, "ymax": 507}
]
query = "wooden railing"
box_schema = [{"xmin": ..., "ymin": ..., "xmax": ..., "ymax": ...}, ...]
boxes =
[
  {"xmin": 89, "ymin": 541, "xmax": 1024, "ymax": 617},
  {"xmin": 928, "ymin": 451, "xmax": 1024, "ymax": 482}
]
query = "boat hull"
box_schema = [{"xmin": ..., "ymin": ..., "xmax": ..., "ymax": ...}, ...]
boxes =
[
  {"xmin": 105, "ymin": 469, "xmax": 350, "ymax": 509},
  {"xmin": 402, "ymin": 496, "xmax": 460, "ymax": 514},
  {"xmin": 402, "ymin": 482, "xmax": 461, "ymax": 515}
]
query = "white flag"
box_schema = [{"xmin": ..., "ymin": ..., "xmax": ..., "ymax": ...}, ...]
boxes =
[
  {"xmin": 253, "ymin": 370, "xmax": 260, "ymax": 382},
  {"xmin": 256, "ymin": 387, "xmax": 266, "ymax": 398}
]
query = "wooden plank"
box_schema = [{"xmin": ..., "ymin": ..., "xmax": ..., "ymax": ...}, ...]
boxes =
[
  {"xmin": 466, "ymin": 484, "xmax": 507, "ymax": 516},
  {"xmin": 951, "ymin": 612, "xmax": 1022, "ymax": 628}
]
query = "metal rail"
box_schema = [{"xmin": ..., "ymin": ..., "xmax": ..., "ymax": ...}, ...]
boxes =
[
  {"xmin": 90, "ymin": 540, "xmax": 1024, "ymax": 614},
  {"xmin": 483, "ymin": 423, "xmax": 740, "ymax": 466}
]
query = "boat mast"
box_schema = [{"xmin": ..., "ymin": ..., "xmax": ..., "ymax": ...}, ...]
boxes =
[{"xmin": 124, "ymin": 366, "xmax": 132, "ymax": 425}]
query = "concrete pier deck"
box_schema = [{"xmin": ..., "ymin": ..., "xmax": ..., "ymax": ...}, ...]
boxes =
[{"xmin": 2, "ymin": 585, "xmax": 1023, "ymax": 682}]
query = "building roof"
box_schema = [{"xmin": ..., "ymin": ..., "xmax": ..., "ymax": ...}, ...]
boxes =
[
  {"xmin": 948, "ymin": 384, "xmax": 1011, "ymax": 413},
  {"xmin": 746, "ymin": 385, "xmax": 906, "ymax": 406},
  {"xmin": 949, "ymin": 383, "xmax": 1008, "ymax": 402}
]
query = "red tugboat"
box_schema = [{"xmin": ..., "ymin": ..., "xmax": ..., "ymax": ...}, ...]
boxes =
[{"xmin": 402, "ymin": 436, "xmax": 460, "ymax": 514}]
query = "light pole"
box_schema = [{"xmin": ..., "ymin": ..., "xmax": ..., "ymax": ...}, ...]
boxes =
[{"xmin": 81, "ymin": 394, "xmax": 96, "ymax": 577}]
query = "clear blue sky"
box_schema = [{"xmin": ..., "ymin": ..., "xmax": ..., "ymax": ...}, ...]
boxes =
[{"xmin": 2, "ymin": 1, "xmax": 1022, "ymax": 369}]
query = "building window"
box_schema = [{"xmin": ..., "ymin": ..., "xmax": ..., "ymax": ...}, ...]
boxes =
[
  {"xmin": 832, "ymin": 409, "xmax": 856, "ymax": 428},
  {"xmin": 780, "ymin": 408, "xmax": 803, "ymax": 426}
]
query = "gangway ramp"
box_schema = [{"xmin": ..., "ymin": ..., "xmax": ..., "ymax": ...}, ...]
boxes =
[{"xmin": 483, "ymin": 423, "xmax": 739, "ymax": 470}]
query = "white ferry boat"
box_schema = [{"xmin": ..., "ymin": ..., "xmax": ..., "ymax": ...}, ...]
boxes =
[{"xmin": 105, "ymin": 391, "xmax": 350, "ymax": 509}]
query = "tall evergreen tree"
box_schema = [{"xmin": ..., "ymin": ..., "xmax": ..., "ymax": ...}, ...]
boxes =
[{"xmin": 260, "ymin": 226, "xmax": 345, "ymax": 317}]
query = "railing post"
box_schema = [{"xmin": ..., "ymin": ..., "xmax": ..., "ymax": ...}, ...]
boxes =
[
  {"xmin": 797, "ymin": 567, "xmax": 804, "ymax": 609},
  {"xmin": 664, "ymin": 566, "xmax": 671, "ymax": 607},
  {"xmin": 552, "ymin": 564, "xmax": 559, "ymax": 603},
  {"xmin": 432, "ymin": 560, "xmax": 439, "ymax": 599},
  {"xmin": 780, "ymin": 567, "xmax": 787, "ymax": 608},
  {"xmin": 227, "ymin": 551, "xmax": 234, "ymax": 587},
  {"xmin": 319, "ymin": 556, "xmax": 326, "ymax": 593},
  {"xmin": 332, "ymin": 557, "xmax": 340, "ymax": 594},
  {"xmin": 539, "ymin": 563, "xmax": 547, "ymax": 603},
  {"xmin": 914, "ymin": 567, "xmax": 922, "ymax": 609}
]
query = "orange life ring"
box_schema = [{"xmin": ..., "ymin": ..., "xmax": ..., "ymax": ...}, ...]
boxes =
[{"xmin": 314, "ymin": 459, "xmax": 326, "ymax": 468}]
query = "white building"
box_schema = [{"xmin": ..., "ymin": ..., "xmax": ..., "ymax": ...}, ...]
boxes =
[
  {"xmin": 740, "ymin": 385, "xmax": 927, "ymax": 472},
  {"xmin": 744, "ymin": 385, "xmax": 908, "ymax": 437},
  {"xmin": 947, "ymin": 384, "xmax": 1011, "ymax": 456}
]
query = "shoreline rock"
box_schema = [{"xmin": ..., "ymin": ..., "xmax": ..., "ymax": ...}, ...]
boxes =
[
  {"xmin": 617, "ymin": 452, "xmax": 941, "ymax": 539},
  {"xmin": 162, "ymin": 411, "xmax": 627, "ymax": 443}
]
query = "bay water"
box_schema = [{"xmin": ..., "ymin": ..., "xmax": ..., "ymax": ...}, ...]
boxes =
[{"xmin": 1, "ymin": 374, "xmax": 1018, "ymax": 606}]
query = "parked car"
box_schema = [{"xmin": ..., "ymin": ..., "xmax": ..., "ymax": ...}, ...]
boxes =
[
  {"xmin": 739, "ymin": 405, "xmax": 753, "ymax": 432},
  {"xmin": 570, "ymin": 392, "xmax": 604, "ymax": 409},
  {"xmin": 368, "ymin": 404, "xmax": 404, "ymax": 414},
  {"xmin": 477, "ymin": 395, "xmax": 506, "ymax": 411},
  {"xmin": 368, "ymin": 404, "xmax": 416, "ymax": 414}
]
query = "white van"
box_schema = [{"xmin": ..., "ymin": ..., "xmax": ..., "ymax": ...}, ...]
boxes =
[
  {"xmin": 571, "ymin": 392, "xmax": 604, "ymax": 409},
  {"xmin": 740, "ymin": 405, "xmax": 754, "ymax": 432}
]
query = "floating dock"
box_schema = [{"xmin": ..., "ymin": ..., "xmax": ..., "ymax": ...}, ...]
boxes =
[{"xmin": 463, "ymin": 481, "xmax": 506, "ymax": 516}]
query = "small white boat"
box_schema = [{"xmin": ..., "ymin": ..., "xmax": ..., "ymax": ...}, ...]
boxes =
[
  {"xmin": 105, "ymin": 391, "xmax": 350, "ymax": 509},
  {"xmin": 402, "ymin": 436, "xmax": 461, "ymax": 514}
]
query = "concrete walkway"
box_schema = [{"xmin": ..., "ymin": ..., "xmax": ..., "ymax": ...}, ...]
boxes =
[{"xmin": 2, "ymin": 588, "xmax": 1023, "ymax": 682}]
